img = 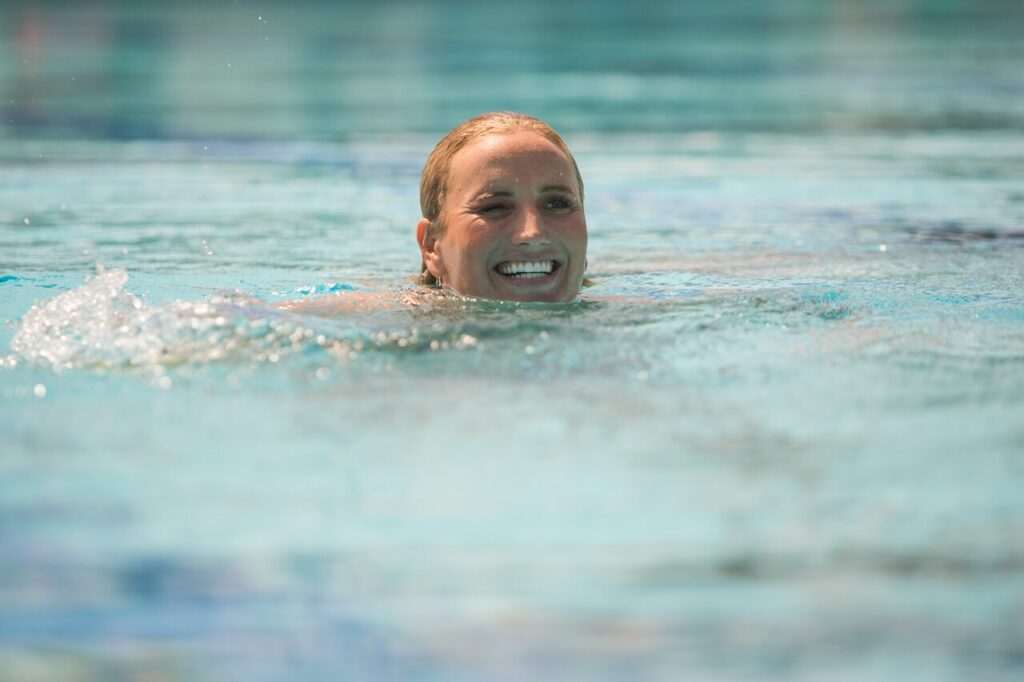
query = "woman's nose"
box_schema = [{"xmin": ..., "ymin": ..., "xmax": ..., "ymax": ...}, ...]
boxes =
[{"xmin": 514, "ymin": 207, "xmax": 548, "ymax": 244}]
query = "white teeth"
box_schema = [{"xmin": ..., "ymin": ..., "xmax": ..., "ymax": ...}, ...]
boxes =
[{"xmin": 496, "ymin": 260, "xmax": 555, "ymax": 276}]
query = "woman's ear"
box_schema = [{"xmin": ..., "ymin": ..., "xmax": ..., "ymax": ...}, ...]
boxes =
[{"xmin": 416, "ymin": 218, "xmax": 445, "ymax": 281}]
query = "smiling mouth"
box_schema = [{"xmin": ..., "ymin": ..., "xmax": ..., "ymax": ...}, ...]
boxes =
[{"xmin": 494, "ymin": 260, "xmax": 561, "ymax": 279}]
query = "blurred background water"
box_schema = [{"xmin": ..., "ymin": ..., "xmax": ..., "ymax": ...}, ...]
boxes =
[{"xmin": 2, "ymin": 1, "xmax": 1023, "ymax": 680}]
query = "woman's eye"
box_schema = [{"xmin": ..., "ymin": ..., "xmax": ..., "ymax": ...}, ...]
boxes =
[
  {"xmin": 544, "ymin": 196, "xmax": 575, "ymax": 212},
  {"xmin": 479, "ymin": 203, "xmax": 511, "ymax": 215}
]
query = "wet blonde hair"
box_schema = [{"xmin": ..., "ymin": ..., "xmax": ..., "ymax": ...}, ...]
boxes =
[{"xmin": 418, "ymin": 112, "xmax": 584, "ymax": 286}]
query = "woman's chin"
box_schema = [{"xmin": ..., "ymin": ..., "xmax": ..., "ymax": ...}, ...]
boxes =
[
  {"xmin": 488, "ymin": 270, "xmax": 573, "ymax": 302},
  {"xmin": 448, "ymin": 267, "xmax": 584, "ymax": 302}
]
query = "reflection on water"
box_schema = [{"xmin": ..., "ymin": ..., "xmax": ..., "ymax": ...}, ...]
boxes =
[{"xmin": 3, "ymin": 0, "xmax": 1024, "ymax": 139}]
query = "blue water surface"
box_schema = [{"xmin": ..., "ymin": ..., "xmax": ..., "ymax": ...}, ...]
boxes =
[{"xmin": 2, "ymin": 2, "xmax": 1023, "ymax": 681}]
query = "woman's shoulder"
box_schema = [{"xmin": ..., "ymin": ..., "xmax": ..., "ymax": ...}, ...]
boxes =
[{"xmin": 275, "ymin": 285, "xmax": 441, "ymax": 316}]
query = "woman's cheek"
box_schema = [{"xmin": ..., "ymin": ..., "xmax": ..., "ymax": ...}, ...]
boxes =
[
  {"xmin": 465, "ymin": 225, "xmax": 500, "ymax": 258},
  {"xmin": 565, "ymin": 219, "xmax": 588, "ymax": 251}
]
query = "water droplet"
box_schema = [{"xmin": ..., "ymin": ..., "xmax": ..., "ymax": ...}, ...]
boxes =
[
  {"xmin": 157, "ymin": 376, "xmax": 172, "ymax": 390},
  {"xmin": 315, "ymin": 367, "xmax": 329, "ymax": 380},
  {"xmin": 879, "ymin": 244, "xmax": 888, "ymax": 252},
  {"xmin": 33, "ymin": 384, "xmax": 47, "ymax": 398}
]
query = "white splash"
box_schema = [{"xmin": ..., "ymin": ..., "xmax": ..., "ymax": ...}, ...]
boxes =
[
  {"xmin": 12, "ymin": 269, "xmax": 164, "ymax": 369},
  {"xmin": 10, "ymin": 269, "xmax": 314, "ymax": 370},
  {"xmin": 9, "ymin": 269, "xmax": 481, "ymax": 372}
]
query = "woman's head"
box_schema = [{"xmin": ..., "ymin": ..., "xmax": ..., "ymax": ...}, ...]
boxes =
[{"xmin": 416, "ymin": 112, "xmax": 587, "ymax": 302}]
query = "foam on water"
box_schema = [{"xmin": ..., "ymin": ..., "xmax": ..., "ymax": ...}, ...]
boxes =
[
  {"xmin": 6, "ymin": 268, "xmax": 499, "ymax": 374},
  {"xmin": 9, "ymin": 259, "xmax": 1024, "ymax": 385},
  {"xmin": 10, "ymin": 268, "xmax": 299, "ymax": 369}
]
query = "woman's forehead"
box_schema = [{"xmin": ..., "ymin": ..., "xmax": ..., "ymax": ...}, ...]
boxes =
[{"xmin": 448, "ymin": 132, "xmax": 575, "ymax": 190}]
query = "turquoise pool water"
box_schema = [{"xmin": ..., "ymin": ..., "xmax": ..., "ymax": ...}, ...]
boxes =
[{"xmin": 2, "ymin": 2, "xmax": 1023, "ymax": 680}]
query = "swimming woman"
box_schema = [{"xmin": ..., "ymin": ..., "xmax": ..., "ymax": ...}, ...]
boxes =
[
  {"xmin": 7, "ymin": 113, "xmax": 589, "ymax": 368},
  {"xmin": 279, "ymin": 112, "xmax": 587, "ymax": 314}
]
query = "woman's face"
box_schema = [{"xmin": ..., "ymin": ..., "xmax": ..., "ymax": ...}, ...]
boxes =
[{"xmin": 418, "ymin": 131, "xmax": 587, "ymax": 302}]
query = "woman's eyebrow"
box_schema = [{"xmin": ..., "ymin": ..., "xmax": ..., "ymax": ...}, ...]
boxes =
[
  {"xmin": 539, "ymin": 184, "xmax": 575, "ymax": 194},
  {"xmin": 473, "ymin": 190, "xmax": 514, "ymax": 200},
  {"xmin": 471, "ymin": 185, "xmax": 575, "ymax": 201}
]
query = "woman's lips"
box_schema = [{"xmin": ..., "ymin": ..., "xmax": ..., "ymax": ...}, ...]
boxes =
[
  {"xmin": 494, "ymin": 259, "xmax": 561, "ymax": 279},
  {"xmin": 490, "ymin": 258, "xmax": 571, "ymax": 300}
]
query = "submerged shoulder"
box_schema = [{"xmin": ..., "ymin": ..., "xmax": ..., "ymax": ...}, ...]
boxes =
[
  {"xmin": 275, "ymin": 286, "xmax": 441, "ymax": 316},
  {"xmin": 275, "ymin": 290, "xmax": 400, "ymax": 316}
]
